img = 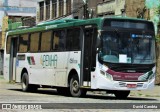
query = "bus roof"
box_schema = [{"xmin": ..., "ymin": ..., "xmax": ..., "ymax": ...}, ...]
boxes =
[{"xmin": 7, "ymin": 17, "xmax": 151, "ymax": 36}]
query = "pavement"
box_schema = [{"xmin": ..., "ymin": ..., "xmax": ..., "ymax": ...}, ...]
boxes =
[
  {"xmin": 0, "ymin": 75, "xmax": 160, "ymax": 98},
  {"xmin": 130, "ymin": 86, "xmax": 160, "ymax": 97}
]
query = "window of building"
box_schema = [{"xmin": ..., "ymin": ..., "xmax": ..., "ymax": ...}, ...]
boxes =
[
  {"xmin": 6, "ymin": 36, "xmax": 11, "ymax": 54},
  {"xmin": 46, "ymin": 0, "xmax": 50, "ymax": 20},
  {"xmin": 66, "ymin": 0, "xmax": 71, "ymax": 14},
  {"xmin": 19, "ymin": 34, "xmax": 29, "ymax": 53},
  {"xmin": 39, "ymin": 1, "xmax": 44, "ymax": 21},
  {"xmin": 53, "ymin": 30, "xmax": 66, "ymax": 51},
  {"xmin": 59, "ymin": 0, "xmax": 64, "ymax": 17},
  {"xmin": 66, "ymin": 28, "xmax": 81, "ymax": 50},
  {"xmin": 52, "ymin": 0, "xmax": 57, "ymax": 18},
  {"xmin": 30, "ymin": 33, "xmax": 40, "ymax": 52},
  {"xmin": 41, "ymin": 31, "xmax": 52, "ymax": 51}
]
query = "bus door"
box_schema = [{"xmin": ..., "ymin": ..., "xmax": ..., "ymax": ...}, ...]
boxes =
[
  {"xmin": 9, "ymin": 37, "xmax": 18, "ymax": 82},
  {"xmin": 80, "ymin": 25, "xmax": 97, "ymax": 86}
]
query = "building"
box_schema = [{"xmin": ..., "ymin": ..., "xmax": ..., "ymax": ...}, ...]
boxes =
[
  {"xmin": 0, "ymin": 0, "xmax": 37, "ymax": 74},
  {"xmin": 37, "ymin": 0, "xmax": 83, "ymax": 23},
  {"xmin": 97, "ymin": 0, "xmax": 149, "ymax": 19},
  {"xmin": 36, "ymin": 0, "xmax": 100, "ymax": 23}
]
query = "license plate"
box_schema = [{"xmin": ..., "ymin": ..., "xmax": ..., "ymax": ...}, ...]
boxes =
[{"xmin": 127, "ymin": 84, "xmax": 137, "ymax": 88}]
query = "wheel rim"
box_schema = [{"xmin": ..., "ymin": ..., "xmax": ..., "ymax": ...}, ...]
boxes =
[{"xmin": 72, "ymin": 80, "xmax": 79, "ymax": 93}]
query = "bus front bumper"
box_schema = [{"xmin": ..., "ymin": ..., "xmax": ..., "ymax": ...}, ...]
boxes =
[{"xmin": 94, "ymin": 75, "xmax": 155, "ymax": 91}]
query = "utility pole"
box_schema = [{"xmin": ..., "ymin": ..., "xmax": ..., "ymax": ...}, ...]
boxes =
[{"xmin": 83, "ymin": 0, "xmax": 89, "ymax": 19}]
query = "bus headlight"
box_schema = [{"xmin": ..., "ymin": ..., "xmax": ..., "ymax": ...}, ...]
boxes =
[
  {"xmin": 138, "ymin": 71, "xmax": 155, "ymax": 81},
  {"xmin": 100, "ymin": 70, "xmax": 113, "ymax": 80},
  {"xmin": 148, "ymin": 73, "xmax": 155, "ymax": 81}
]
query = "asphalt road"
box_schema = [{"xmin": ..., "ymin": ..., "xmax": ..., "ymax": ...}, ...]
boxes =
[{"xmin": 0, "ymin": 75, "xmax": 160, "ymax": 111}]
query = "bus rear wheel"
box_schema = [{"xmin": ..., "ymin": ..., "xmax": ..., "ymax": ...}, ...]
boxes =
[
  {"xmin": 21, "ymin": 73, "xmax": 37, "ymax": 92},
  {"xmin": 69, "ymin": 75, "xmax": 86, "ymax": 97},
  {"xmin": 114, "ymin": 90, "xmax": 130, "ymax": 99}
]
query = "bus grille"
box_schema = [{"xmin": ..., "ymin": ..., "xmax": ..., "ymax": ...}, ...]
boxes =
[{"xmin": 119, "ymin": 82, "xmax": 143, "ymax": 87}]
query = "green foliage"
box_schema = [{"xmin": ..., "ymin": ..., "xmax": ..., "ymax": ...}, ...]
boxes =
[
  {"xmin": 145, "ymin": 0, "xmax": 160, "ymax": 9},
  {"xmin": 156, "ymin": 34, "xmax": 160, "ymax": 43}
]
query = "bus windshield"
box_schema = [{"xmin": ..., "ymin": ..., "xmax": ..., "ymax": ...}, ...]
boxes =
[{"xmin": 99, "ymin": 31, "xmax": 156, "ymax": 64}]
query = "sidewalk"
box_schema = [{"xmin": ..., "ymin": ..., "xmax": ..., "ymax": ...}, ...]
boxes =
[{"xmin": 130, "ymin": 86, "xmax": 160, "ymax": 97}]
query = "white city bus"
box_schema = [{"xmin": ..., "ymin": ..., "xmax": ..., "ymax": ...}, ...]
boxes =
[{"xmin": 3, "ymin": 17, "xmax": 156, "ymax": 98}]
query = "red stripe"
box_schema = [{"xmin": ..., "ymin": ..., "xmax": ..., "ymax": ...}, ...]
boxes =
[
  {"xmin": 107, "ymin": 69, "xmax": 143, "ymax": 81},
  {"xmin": 31, "ymin": 57, "xmax": 35, "ymax": 65}
]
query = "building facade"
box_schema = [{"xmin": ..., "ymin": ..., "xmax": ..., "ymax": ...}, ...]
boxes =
[
  {"xmin": 37, "ymin": 0, "xmax": 82, "ymax": 23},
  {"xmin": 36, "ymin": 0, "xmax": 99, "ymax": 23},
  {"xmin": 97, "ymin": 0, "xmax": 149, "ymax": 19}
]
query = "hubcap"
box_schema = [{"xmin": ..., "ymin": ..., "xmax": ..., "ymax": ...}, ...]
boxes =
[{"xmin": 72, "ymin": 80, "xmax": 79, "ymax": 92}]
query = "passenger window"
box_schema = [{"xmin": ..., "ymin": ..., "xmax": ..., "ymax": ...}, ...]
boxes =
[
  {"xmin": 66, "ymin": 28, "xmax": 81, "ymax": 50},
  {"xmin": 30, "ymin": 33, "xmax": 40, "ymax": 52},
  {"xmin": 41, "ymin": 31, "xmax": 52, "ymax": 51},
  {"xmin": 53, "ymin": 30, "xmax": 66, "ymax": 51},
  {"xmin": 19, "ymin": 34, "xmax": 29, "ymax": 53}
]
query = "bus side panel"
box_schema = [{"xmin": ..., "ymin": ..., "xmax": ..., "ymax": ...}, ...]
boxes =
[
  {"xmin": 28, "ymin": 53, "xmax": 55, "ymax": 85},
  {"xmin": 16, "ymin": 53, "xmax": 30, "ymax": 83},
  {"xmin": 15, "ymin": 67, "xmax": 23, "ymax": 83},
  {"xmin": 91, "ymin": 55, "xmax": 99, "ymax": 89},
  {"xmin": 67, "ymin": 51, "xmax": 81, "ymax": 85},
  {"xmin": 27, "ymin": 52, "xmax": 69, "ymax": 87},
  {"xmin": 54, "ymin": 52, "xmax": 69, "ymax": 87}
]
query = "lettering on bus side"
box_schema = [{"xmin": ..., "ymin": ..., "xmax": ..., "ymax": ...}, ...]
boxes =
[{"xmin": 40, "ymin": 55, "xmax": 58, "ymax": 67}]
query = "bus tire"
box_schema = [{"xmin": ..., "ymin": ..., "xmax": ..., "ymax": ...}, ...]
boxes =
[
  {"xmin": 69, "ymin": 75, "xmax": 86, "ymax": 97},
  {"xmin": 21, "ymin": 73, "xmax": 37, "ymax": 92},
  {"xmin": 114, "ymin": 90, "xmax": 130, "ymax": 99}
]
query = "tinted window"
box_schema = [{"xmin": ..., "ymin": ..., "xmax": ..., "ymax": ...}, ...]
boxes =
[
  {"xmin": 53, "ymin": 30, "xmax": 66, "ymax": 51},
  {"xmin": 30, "ymin": 33, "xmax": 40, "ymax": 52},
  {"xmin": 41, "ymin": 31, "xmax": 52, "ymax": 51},
  {"xmin": 66, "ymin": 28, "xmax": 81, "ymax": 50},
  {"xmin": 19, "ymin": 34, "xmax": 29, "ymax": 53}
]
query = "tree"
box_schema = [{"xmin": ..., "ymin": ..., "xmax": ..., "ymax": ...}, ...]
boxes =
[{"xmin": 145, "ymin": 0, "xmax": 160, "ymax": 35}]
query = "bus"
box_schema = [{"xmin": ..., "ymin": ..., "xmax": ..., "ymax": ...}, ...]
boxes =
[{"xmin": 3, "ymin": 17, "xmax": 156, "ymax": 98}]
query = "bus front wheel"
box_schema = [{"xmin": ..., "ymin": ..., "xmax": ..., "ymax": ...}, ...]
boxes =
[
  {"xmin": 114, "ymin": 90, "xmax": 130, "ymax": 99},
  {"xmin": 69, "ymin": 75, "xmax": 86, "ymax": 97},
  {"xmin": 21, "ymin": 73, "xmax": 37, "ymax": 92}
]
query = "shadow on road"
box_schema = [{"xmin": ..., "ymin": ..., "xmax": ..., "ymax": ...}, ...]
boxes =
[
  {"xmin": 8, "ymin": 88, "xmax": 58, "ymax": 95},
  {"xmin": 83, "ymin": 94, "xmax": 158, "ymax": 101},
  {"xmin": 8, "ymin": 88, "xmax": 158, "ymax": 101}
]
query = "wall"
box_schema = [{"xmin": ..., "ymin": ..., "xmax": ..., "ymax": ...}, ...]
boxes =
[
  {"xmin": 115, "ymin": 0, "xmax": 125, "ymax": 15},
  {"xmin": 19, "ymin": 0, "xmax": 37, "ymax": 7},
  {"xmin": 97, "ymin": 0, "xmax": 126, "ymax": 16},
  {"xmin": 125, "ymin": 0, "xmax": 149, "ymax": 19},
  {"xmin": 7, "ymin": 0, "xmax": 19, "ymax": 7},
  {"xmin": 1, "ymin": 16, "xmax": 8, "ymax": 49},
  {"xmin": 0, "ymin": 11, "xmax": 5, "ymax": 30}
]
